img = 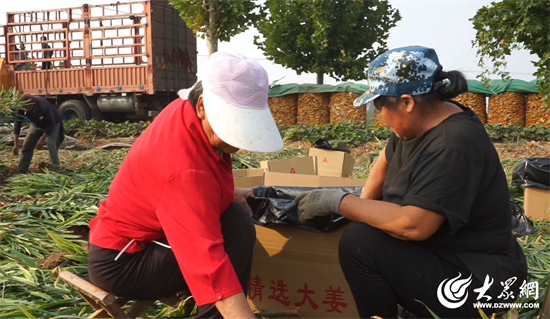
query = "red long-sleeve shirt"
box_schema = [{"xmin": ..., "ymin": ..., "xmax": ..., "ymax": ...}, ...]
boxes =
[{"xmin": 89, "ymin": 98, "xmax": 240, "ymax": 305}]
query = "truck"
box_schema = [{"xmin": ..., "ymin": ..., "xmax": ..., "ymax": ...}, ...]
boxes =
[{"xmin": 0, "ymin": 0, "xmax": 197, "ymax": 121}]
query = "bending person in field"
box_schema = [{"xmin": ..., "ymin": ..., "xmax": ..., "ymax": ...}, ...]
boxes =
[
  {"xmin": 87, "ymin": 52, "xmax": 284, "ymax": 319},
  {"xmin": 13, "ymin": 95, "xmax": 62, "ymax": 173},
  {"xmin": 294, "ymin": 46, "xmax": 527, "ymax": 318}
]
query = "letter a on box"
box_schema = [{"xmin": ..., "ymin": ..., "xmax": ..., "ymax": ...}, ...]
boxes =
[
  {"xmin": 323, "ymin": 157, "xmax": 328, "ymax": 163},
  {"xmin": 290, "ymin": 168, "xmax": 296, "ymax": 174}
]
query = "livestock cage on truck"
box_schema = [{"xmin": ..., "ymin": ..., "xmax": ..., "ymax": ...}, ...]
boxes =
[{"xmin": 0, "ymin": 0, "xmax": 197, "ymax": 121}]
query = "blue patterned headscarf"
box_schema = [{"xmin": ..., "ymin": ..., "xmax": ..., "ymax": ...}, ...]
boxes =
[{"xmin": 354, "ymin": 46, "xmax": 449, "ymax": 107}]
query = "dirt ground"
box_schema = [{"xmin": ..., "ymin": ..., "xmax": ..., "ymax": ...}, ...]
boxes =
[{"xmin": 1, "ymin": 138, "xmax": 549, "ymax": 181}]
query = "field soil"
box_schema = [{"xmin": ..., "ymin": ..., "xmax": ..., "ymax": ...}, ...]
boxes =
[{"xmin": 1, "ymin": 137, "xmax": 549, "ymax": 181}]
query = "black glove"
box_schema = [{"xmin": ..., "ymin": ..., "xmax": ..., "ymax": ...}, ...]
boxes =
[{"xmin": 294, "ymin": 189, "xmax": 348, "ymax": 224}]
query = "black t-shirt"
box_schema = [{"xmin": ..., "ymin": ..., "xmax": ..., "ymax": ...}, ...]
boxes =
[
  {"xmin": 14, "ymin": 96, "xmax": 61, "ymax": 136},
  {"xmin": 383, "ymin": 102, "xmax": 526, "ymax": 298}
]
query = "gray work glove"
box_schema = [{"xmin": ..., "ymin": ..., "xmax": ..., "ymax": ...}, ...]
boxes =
[{"xmin": 294, "ymin": 189, "xmax": 348, "ymax": 224}]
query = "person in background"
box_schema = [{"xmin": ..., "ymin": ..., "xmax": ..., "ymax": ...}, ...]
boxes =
[
  {"xmin": 41, "ymin": 36, "xmax": 53, "ymax": 70},
  {"xmin": 87, "ymin": 52, "xmax": 284, "ymax": 319},
  {"xmin": 295, "ymin": 46, "xmax": 527, "ymax": 318},
  {"xmin": 14, "ymin": 44, "xmax": 30, "ymax": 71},
  {"xmin": 13, "ymin": 94, "xmax": 62, "ymax": 173}
]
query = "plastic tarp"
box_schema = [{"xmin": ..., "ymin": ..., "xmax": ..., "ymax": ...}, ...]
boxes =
[
  {"xmin": 269, "ymin": 83, "xmax": 368, "ymax": 98},
  {"xmin": 248, "ymin": 186, "xmax": 362, "ymax": 232},
  {"xmin": 512, "ymin": 158, "xmax": 550, "ymax": 190},
  {"xmin": 268, "ymin": 79, "xmax": 541, "ymax": 97},
  {"xmin": 466, "ymin": 79, "xmax": 494, "ymax": 94},
  {"xmin": 489, "ymin": 79, "xmax": 540, "ymax": 94}
]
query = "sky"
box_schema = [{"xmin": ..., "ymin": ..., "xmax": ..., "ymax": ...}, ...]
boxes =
[{"xmin": 0, "ymin": 0, "xmax": 539, "ymax": 86}]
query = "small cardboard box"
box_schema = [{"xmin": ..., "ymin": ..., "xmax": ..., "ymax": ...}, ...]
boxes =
[
  {"xmin": 262, "ymin": 156, "xmax": 317, "ymax": 175},
  {"xmin": 247, "ymin": 223, "xmax": 359, "ymax": 318},
  {"xmin": 308, "ymin": 148, "xmax": 355, "ymax": 177},
  {"xmin": 233, "ymin": 169, "xmax": 265, "ymax": 188},
  {"xmin": 524, "ymin": 187, "xmax": 550, "ymax": 220}
]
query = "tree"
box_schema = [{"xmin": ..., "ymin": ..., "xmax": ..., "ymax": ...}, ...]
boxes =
[
  {"xmin": 169, "ymin": 0, "xmax": 259, "ymax": 57},
  {"xmin": 471, "ymin": 0, "xmax": 550, "ymax": 106},
  {"xmin": 254, "ymin": 0, "xmax": 400, "ymax": 84}
]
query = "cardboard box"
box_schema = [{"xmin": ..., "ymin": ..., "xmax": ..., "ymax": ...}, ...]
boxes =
[
  {"xmin": 524, "ymin": 187, "xmax": 550, "ymax": 220},
  {"xmin": 233, "ymin": 169, "xmax": 366, "ymax": 189},
  {"xmin": 263, "ymin": 156, "xmax": 317, "ymax": 175},
  {"xmin": 307, "ymin": 148, "xmax": 355, "ymax": 177},
  {"xmin": 541, "ymin": 277, "xmax": 550, "ymax": 318},
  {"xmin": 264, "ymin": 172, "xmax": 365, "ymax": 188},
  {"xmin": 233, "ymin": 169, "xmax": 265, "ymax": 188},
  {"xmin": 248, "ymin": 223, "xmax": 359, "ymax": 318}
]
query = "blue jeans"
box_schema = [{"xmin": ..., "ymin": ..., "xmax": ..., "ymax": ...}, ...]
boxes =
[{"xmin": 18, "ymin": 122, "xmax": 60, "ymax": 173}]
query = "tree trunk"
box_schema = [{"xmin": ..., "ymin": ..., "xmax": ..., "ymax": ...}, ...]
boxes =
[
  {"xmin": 316, "ymin": 71, "xmax": 324, "ymax": 85},
  {"xmin": 207, "ymin": 0, "xmax": 218, "ymax": 57}
]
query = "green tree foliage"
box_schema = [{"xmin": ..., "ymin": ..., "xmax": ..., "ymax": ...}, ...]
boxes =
[
  {"xmin": 471, "ymin": 0, "xmax": 550, "ymax": 106},
  {"xmin": 255, "ymin": 0, "xmax": 400, "ymax": 84},
  {"xmin": 169, "ymin": 0, "xmax": 259, "ymax": 56}
]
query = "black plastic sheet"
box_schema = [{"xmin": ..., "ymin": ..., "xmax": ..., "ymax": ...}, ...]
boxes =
[
  {"xmin": 510, "ymin": 200, "xmax": 534, "ymax": 237},
  {"xmin": 247, "ymin": 186, "xmax": 533, "ymax": 237},
  {"xmin": 248, "ymin": 186, "xmax": 362, "ymax": 232},
  {"xmin": 512, "ymin": 158, "xmax": 550, "ymax": 189}
]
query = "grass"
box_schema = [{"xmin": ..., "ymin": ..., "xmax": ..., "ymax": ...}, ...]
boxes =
[{"xmin": 0, "ymin": 124, "xmax": 548, "ymax": 318}]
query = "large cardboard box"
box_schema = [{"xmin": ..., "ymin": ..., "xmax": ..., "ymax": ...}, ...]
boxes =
[
  {"xmin": 541, "ymin": 277, "xmax": 550, "ymax": 318},
  {"xmin": 248, "ymin": 223, "xmax": 359, "ymax": 318},
  {"xmin": 307, "ymin": 148, "xmax": 355, "ymax": 177},
  {"xmin": 233, "ymin": 169, "xmax": 265, "ymax": 188},
  {"xmin": 524, "ymin": 187, "xmax": 550, "ymax": 220},
  {"xmin": 233, "ymin": 169, "xmax": 366, "ymax": 188},
  {"xmin": 262, "ymin": 156, "xmax": 317, "ymax": 175}
]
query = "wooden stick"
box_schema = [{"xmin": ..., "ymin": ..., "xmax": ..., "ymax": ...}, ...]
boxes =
[{"xmin": 254, "ymin": 307, "xmax": 300, "ymax": 318}]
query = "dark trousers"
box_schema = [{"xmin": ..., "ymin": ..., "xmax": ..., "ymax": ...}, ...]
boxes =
[
  {"xmin": 88, "ymin": 202, "xmax": 256, "ymax": 319},
  {"xmin": 339, "ymin": 223, "xmax": 484, "ymax": 319},
  {"xmin": 42, "ymin": 61, "xmax": 52, "ymax": 70},
  {"xmin": 18, "ymin": 122, "xmax": 60, "ymax": 173}
]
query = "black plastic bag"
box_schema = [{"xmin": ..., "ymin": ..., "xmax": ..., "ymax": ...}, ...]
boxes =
[
  {"xmin": 314, "ymin": 138, "xmax": 350, "ymax": 153},
  {"xmin": 510, "ymin": 200, "xmax": 534, "ymax": 237},
  {"xmin": 248, "ymin": 186, "xmax": 362, "ymax": 232},
  {"xmin": 512, "ymin": 158, "xmax": 550, "ymax": 189}
]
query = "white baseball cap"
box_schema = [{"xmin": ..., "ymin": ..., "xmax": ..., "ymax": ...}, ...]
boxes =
[{"xmin": 201, "ymin": 52, "xmax": 284, "ymax": 153}]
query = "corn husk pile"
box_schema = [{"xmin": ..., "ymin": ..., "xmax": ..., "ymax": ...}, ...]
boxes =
[
  {"xmin": 372, "ymin": 109, "xmax": 386, "ymax": 127},
  {"xmin": 329, "ymin": 92, "xmax": 365, "ymax": 123},
  {"xmin": 297, "ymin": 92, "xmax": 330, "ymax": 125},
  {"xmin": 525, "ymin": 93, "xmax": 550, "ymax": 127},
  {"xmin": 268, "ymin": 94, "xmax": 298, "ymax": 126},
  {"xmin": 488, "ymin": 92, "xmax": 525, "ymax": 127},
  {"xmin": 452, "ymin": 92, "xmax": 487, "ymax": 123}
]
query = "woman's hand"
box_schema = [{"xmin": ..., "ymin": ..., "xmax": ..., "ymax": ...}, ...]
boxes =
[{"xmin": 234, "ymin": 187, "xmax": 254, "ymax": 215}]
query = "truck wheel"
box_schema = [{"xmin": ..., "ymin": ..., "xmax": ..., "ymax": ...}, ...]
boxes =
[{"xmin": 58, "ymin": 100, "xmax": 92, "ymax": 120}]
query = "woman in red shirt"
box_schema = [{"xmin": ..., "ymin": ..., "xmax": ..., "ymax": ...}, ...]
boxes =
[{"xmin": 88, "ymin": 52, "xmax": 283, "ymax": 319}]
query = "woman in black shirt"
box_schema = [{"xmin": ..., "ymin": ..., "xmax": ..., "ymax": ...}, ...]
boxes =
[{"xmin": 295, "ymin": 46, "xmax": 527, "ymax": 318}]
